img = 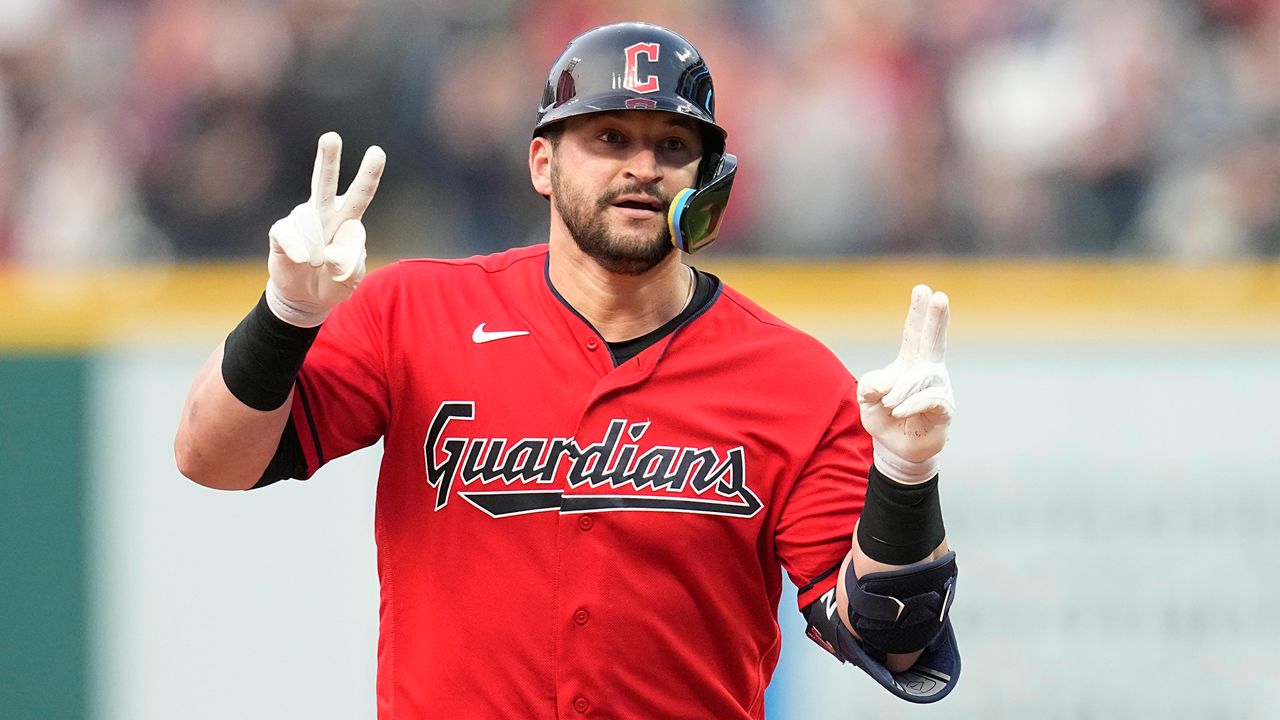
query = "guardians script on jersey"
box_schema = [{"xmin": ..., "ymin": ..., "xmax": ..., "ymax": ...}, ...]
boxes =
[{"xmin": 425, "ymin": 401, "xmax": 763, "ymax": 518}]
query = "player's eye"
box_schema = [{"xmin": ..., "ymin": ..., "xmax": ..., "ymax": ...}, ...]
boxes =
[
  {"xmin": 597, "ymin": 129, "xmax": 625, "ymax": 145},
  {"xmin": 659, "ymin": 135, "xmax": 701, "ymax": 165}
]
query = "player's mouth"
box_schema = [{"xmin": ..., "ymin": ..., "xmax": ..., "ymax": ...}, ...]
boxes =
[{"xmin": 610, "ymin": 194, "xmax": 665, "ymax": 219}]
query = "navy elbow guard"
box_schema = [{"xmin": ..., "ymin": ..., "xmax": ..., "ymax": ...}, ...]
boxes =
[
  {"xmin": 847, "ymin": 551, "xmax": 957, "ymax": 655},
  {"xmin": 806, "ymin": 552, "xmax": 960, "ymax": 703}
]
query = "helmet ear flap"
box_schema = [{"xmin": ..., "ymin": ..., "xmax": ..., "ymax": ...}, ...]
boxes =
[
  {"xmin": 696, "ymin": 128, "xmax": 726, "ymax": 187},
  {"xmin": 668, "ymin": 153, "xmax": 737, "ymax": 254}
]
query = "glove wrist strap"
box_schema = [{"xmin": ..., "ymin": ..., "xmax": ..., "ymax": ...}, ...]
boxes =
[
  {"xmin": 265, "ymin": 278, "xmax": 332, "ymax": 328},
  {"xmin": 871, "ymin": 438, "xmax": 939, "ymax": 485}
]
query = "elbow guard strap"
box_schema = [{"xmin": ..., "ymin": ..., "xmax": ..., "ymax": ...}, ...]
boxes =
[
  {"xmin": 845, "ymin": 551, "xmax": 958, "ymax": 655},
  {"xmin": 833, "ymin": 551, "xmax": 961, "ymax": 703}
]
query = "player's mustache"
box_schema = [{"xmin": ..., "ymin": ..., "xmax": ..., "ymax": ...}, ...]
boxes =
[{"xmin": 597, "ymin": 184, "xmax": 671, "ymax": 211}]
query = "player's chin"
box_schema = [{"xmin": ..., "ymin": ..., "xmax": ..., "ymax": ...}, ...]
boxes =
[
  {"xmin": 591, "ymin": 231, "xmax": 673, "ymax": 275},
  {"xmin": 618, "ymin": 225, "xmax": 673, "ymax": 257}
]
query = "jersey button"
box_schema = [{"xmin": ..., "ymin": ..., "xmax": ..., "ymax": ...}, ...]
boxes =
[
  {"xmin": 574, "ymin": 696, "xmax": 590, "ymax": 714},
  {"xmin": 578, "ymin": 515, "xmax": 594, "ymax": 531},
  {"xmin": 585, "ymin": 336, "xmax": 599, "ymax": 351},
  {"xmin": 574, "ymin": 608, "xmax": 590, "ymax": 625}
]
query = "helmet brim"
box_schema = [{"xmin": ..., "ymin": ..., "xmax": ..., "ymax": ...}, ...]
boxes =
[{"xmin": 535, "ymin": 93, "xmax": 725, "ymax": 141}]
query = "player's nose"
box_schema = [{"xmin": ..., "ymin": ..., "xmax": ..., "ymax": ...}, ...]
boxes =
[{"xmin": 621, "ymin": 146, "xmax": 662, "ymax": 184}]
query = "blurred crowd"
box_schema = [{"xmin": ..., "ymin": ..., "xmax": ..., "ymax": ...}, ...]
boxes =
[{"xmin": 2, "ymin": 0, "xmax": 1279, "ymax": 266}]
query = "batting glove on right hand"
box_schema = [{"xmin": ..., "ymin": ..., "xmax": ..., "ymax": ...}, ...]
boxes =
[
  {"xmin": 857, "ymin": 285, "xmax": 955, "ymax": 485},
  {"xmin": 266, "ymin": 132, "xmax": 386, "ymax": 327}
]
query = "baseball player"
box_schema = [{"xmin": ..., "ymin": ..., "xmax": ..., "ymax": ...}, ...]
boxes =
[{"xmin": 175, "ymin": 22, "xmax": 960, "ymax": 719}]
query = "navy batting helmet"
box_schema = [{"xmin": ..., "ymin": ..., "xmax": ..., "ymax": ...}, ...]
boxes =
[{"xmin": 534, "ymin": 22, "xmax": 737, "ymax": 254}]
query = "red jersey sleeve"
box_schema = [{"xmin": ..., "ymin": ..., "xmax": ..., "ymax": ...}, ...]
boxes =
[
  {"xmin": 288, "ymin": 267, "xmax": 393, "ymax": 477},
  {"xmin": 774, "ymin": 386, "xmax": 872, "ymax": 610}
]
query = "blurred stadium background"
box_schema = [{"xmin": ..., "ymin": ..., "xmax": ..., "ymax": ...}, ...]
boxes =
[{"xmin": 2, "ymin": 0, "xmax": 1279, "ymax": 718}]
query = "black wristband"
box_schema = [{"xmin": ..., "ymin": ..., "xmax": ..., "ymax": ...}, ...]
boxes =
[
  {"xmin": 221, "ymin": 293, "xmax": 321, "ymax": 411},
  {"xmin": 856, "ymin": 464, "xmax": 945, "ymax": 565}
]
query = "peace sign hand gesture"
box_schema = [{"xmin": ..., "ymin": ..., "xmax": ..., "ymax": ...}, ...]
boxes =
[
  {"xmin": 857, "ymin": 285, "xmax": 955, "ymax": 485},
  {"xmin": 266, "ymin": 132, "xmax": 386, "ymax": 327}
]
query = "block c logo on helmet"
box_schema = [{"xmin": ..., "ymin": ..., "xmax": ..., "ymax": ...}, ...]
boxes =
[{"xmin": 623, "ymin": 42, "xmax": 660, "ymax": 93}]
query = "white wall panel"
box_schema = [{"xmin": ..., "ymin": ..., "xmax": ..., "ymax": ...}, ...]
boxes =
[{"xmin": 90, "ymin": 341, "xmax": 1280, "ymax": 718}]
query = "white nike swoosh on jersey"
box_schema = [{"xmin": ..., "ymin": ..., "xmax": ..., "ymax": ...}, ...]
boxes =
[{"xmin": 472, "ymin": 323, "xmax": 530, "ymax": 344}]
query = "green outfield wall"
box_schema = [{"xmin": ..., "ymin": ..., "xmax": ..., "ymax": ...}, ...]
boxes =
[{"xmin": 0, "ymin": 356, "xmax": 88, "ymax": 720}]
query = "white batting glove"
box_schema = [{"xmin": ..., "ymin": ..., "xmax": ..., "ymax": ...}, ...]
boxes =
[
  {"xmin": 857, "ymin": 285, "xmax": 955, "ymax": 485},
  {"xmin": 266, "ymin": 132, "xmax": 387, "ymax": 327}
]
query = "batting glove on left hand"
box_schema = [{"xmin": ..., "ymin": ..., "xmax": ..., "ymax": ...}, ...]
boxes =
[{"xmin": 857, "ymin": 285, "xmax": 955, "ymax": 485}]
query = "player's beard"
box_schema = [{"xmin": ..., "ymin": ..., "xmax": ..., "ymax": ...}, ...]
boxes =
[{"xmin": 550, "ymin": 158, "xmax": 674, "ymax": 276}]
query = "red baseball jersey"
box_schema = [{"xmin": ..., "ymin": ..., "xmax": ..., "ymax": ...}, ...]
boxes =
[{"xmin": 288, "ymin": 244, "xmax": 871, "ymax": 719}]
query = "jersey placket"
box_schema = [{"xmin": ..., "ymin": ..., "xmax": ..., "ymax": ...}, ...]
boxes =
[
  {"xmin": 540, "ymin": 264, "xmax": 696, "ymax": 716},
  {"xmin": 551, "ymin": 337, "xmax": 669, "ymax": 718}
]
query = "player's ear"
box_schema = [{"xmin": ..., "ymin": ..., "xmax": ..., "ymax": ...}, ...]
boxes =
[{"xmin": 529, "ymin": 136, "xmax": 553, "ymax": 198}]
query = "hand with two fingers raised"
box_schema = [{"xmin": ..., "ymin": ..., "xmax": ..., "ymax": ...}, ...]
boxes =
[{"xmin": 266, "ymin": 132, "xmax": 387, "ymax": 327}]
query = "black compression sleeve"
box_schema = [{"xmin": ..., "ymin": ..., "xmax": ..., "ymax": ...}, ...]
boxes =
[
  {"xmin": 221, "ymin": 293, "xmax": 320, "ymax": 411},
  {"xmin": 856, "ymin": 465, "xmax": 945, "ymax": 565},
  {"xmin": 252, "ymin": 417, "xmax": 307, "ymax": 489}
]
